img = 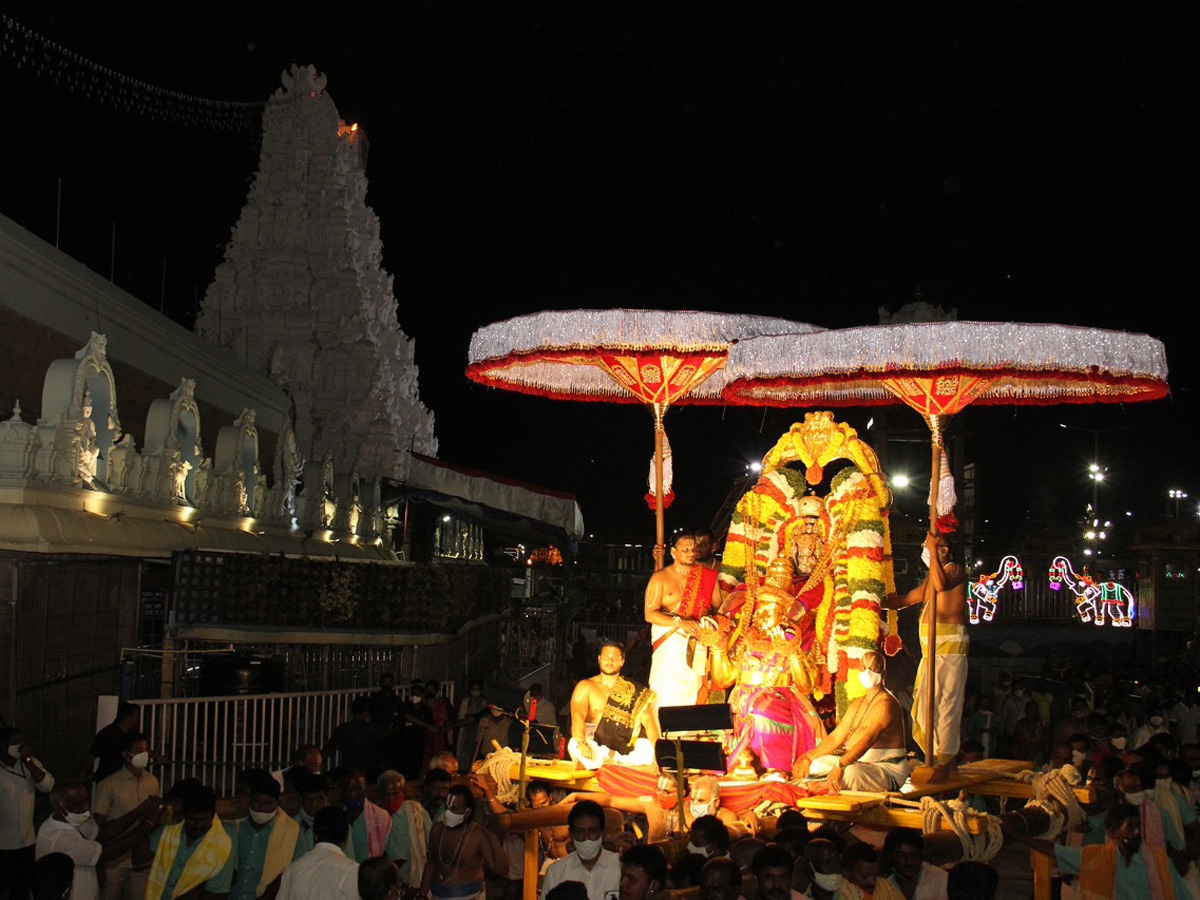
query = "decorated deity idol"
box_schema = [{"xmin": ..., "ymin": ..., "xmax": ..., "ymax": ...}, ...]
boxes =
[
  {"xmin": 702, "ymin": 556, "xmax": 826, "ymax": 774},
  {"xmin": 719, "ymin": 413, "xmax": 896, "ymax": 717}
]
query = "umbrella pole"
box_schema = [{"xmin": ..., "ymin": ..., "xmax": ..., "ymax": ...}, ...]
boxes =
[
  {"xmin": 653, "ymin": 403, "xmax": 666, "ymax": 571},
  {"xmin": 923, "ymin": 415, "xmax": 945, "ymax": 769}
]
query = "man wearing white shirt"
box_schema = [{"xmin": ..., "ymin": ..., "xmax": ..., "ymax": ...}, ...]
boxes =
[
  {"xmin": 35, "ymin": 778, "xmax": 160, "ymax": 900},
  {"xmin": 1, "ymin": 726, "xmax": 54, "ymax": 900},
  {"xmin": 278, "ymin": 806, "xmax": 360, "ymax": 900},
  {"xmin": 540, "ymin": 801, "xmax": 620, "ymax": 900}
]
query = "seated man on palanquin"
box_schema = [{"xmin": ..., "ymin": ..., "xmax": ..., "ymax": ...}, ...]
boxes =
[
  {"xmin": 568, "ymin": 639, "xmax": 659, "ymax": 770},
  {"xmin": 792, "ymin": 649, "xmax": 910, "ymax": 792}
]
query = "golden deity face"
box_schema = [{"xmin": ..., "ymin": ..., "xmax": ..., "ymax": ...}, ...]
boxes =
[{"xmin": 752, "ymin": 596, "xmax": 787, "ymax": 632}]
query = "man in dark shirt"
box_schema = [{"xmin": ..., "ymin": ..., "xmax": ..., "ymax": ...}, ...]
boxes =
[
  {"xmin": 81, "ymin": 703, "xmax": 140, "ymax": 782},
  {"xmin": 368, "ymin": 674, "xmax": 402, "ymax": 734},
  {"xmin": 323, "ymin": 698, "xmax": 382, "ymax": 777}
]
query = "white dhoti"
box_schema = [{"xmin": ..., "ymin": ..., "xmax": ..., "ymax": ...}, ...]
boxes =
[
  {"xmin": 911, "ymin": 623, "xmax": 969, "ymax": 766},
  {"xmin": 649, "ymin": 624, "xmax": 706, "ymax": 714},
  {"xmin": 567, "ymin": 722, "xmax": 655, "ymax": 770},
  {"xmin": 809, "ymin": 747, "xmax": 911, "ymax": 791}
]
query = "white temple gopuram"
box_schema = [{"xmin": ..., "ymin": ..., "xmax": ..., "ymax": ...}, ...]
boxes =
[{"xmin": 196, "ymin": 64, "xmax": 437, "ymax": 482}]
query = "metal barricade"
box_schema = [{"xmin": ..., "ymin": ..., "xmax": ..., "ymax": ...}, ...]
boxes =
[{"xmin": 132, "ymin": 682, "xmax": 453, "ymax": 794}]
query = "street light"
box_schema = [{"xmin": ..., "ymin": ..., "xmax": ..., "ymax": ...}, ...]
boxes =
[
  {"xmin": 1169, "ymin": 489, "xmax": 1189, "ymax": 518},
  {"xmin": 1061, "ymin": 422, "xmax": 1133, "ymax": 517}
]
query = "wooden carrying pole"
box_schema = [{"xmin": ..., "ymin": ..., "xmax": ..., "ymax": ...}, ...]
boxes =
[
  {"xmin": 922, "ymin": 414, "xmax": 945, "ymax": 767},
  {"xmin": 653, "ymin": 403, "xmax": 666, "ymax": 570}
]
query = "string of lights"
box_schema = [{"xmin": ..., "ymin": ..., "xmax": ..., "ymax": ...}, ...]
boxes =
[{"xmin": 1, "ymin": 13, "xmax": 265, "ymax": 131}]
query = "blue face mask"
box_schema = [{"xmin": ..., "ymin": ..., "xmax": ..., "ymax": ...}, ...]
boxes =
[{"xmin": 345, "ymin": 795, "xmax": 365, "ymax": 811}]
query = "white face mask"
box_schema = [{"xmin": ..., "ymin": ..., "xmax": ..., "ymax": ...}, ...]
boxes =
[
  {"xmin": 1014, "ymin": 689, "xmax": 1025, "ymax": 697},
  {"xmin": 1150, "ymin": 716, "xmax": 1164, "ymax": 727},
  {"xmin": 1071, "ymin": 750, "xmax": 1086, "ymax": 767},
  {"xmin": 1111, "ymin": 736, "xmax": 1127, "ymax": 750},
  {"xmin": 859, "ymin": 669, "xmax": 883, "ymax": 690},
  {"xmin": 686, "ymin": 842, "xmax": 709, "ymax": 857},
  {"xmin": 6, "ymin": 743, "xmax": 22, "ymax": 760},
  {"xmin": 811, "ymin": 869, "xmax": 843, "ymax": 892},
  {"xmin": 443, "ymin": 810, "xmax": 466, "ymax": 828},
  {"xmin": 299, "ymin": 809, "xmax": 315, "ymax": 826},
  {"xmin": 1156, "ymin": 778, "xmax": 1172, "ymax": 791},
  {"xmin": 249, "ymin": 808, "xmax": 275, "ymax": 825},
  {"xmin": 129, "ymin": 751, "xmax": 150, "ymax": 769},
  {"xmin": 574, "ymin": 837, "xmax": 603, "ymax": 861},
  {"xmin": 65, "ymin": 810, "xmax": 91, "ymax": 826},
  {"xmin": 1123, "ymin": 790, "xmax": 1146, "ymax": 806},
  {"xmin": 689, "ymin": 801, "xmax": 712, "ymax": 820},
  {"xmin": 921, "ymin": 547, "xmax": 931, "ymax": 568}
]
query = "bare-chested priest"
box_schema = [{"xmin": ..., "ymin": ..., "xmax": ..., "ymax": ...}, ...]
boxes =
[
  {"xmin": 644, "ymin": 532, "xmax": 721, "ymax": 713},
  {"xmin": 568, "ymin": 640, "xmax": 660, "ymax": 769},
  {"xmin": 886, "ymin": 532, "xmax": 969, "ymax": 782},
  {"xmin": 792, "ymin": 650, "xmax": 910, "ymax": 792}
]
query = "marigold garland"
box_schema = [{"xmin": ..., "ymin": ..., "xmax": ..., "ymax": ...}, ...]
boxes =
[{"xmin": 717, "ymin": 414, "xmax": 896, "ymax": 718}]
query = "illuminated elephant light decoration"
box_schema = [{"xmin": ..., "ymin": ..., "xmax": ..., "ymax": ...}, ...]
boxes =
[
  {"xmin": 1048, "ymin": 556, "xmax": 1135, "ymax": 627},
  {"xmin": 969, "ymin": 555, "xmax": 1024, "ymax": 624}
]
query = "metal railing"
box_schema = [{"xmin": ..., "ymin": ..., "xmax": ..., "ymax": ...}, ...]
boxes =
[{"xmin": 132, "ymin": 683, "xmax": 452, "ymax": 794}]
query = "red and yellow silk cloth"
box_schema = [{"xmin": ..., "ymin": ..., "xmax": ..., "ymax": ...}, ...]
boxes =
[
  {"xmin": 678, "ymin": 566, "xmax": 720, "ymax": 620},
  {"xmin": 595, "ymin": 764, "xmax": 826, "ymax": 812}
]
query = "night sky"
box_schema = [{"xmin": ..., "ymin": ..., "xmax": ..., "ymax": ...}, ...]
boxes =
[{"xmin": 0, "ymin": 3, "xmax": 1192, "ymax": 547}]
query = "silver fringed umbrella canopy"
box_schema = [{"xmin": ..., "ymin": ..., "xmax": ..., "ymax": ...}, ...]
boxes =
[
  {"xmin": 723, "ymin": 320, "xmax": 1168, "ymax": 774},
  {"xmin": 467, "ymin": 309, "xmax": 821, "ymax": 566}
]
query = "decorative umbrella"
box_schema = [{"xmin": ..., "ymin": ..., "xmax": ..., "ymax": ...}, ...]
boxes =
[
  {"xmin": 467, "ymin": 309, "xmax": 820, "ymax": 566},
  {"xmin": 722, "ymin": 320, "xmax": 1168, "ymax": 770}
]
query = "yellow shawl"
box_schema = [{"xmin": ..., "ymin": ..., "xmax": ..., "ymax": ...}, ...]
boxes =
[
  {"xmin": 1077, "ymin": 842, "xmax": 1174, "ymax": 900},
  {"xmin": 146, "ymin": 815, "xmax": 233, "ymax": 900},
  {"xmin": 256, "ymin": 810, "xmax": 299, "ymax": 896}
]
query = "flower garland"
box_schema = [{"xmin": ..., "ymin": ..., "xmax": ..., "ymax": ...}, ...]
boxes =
[{"xmin": 717, "ymin": 414, "xmax": 895, "ymax": 718}]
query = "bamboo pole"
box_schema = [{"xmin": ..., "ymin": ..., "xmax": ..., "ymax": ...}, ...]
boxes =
[
  {"xmin": 922, "ymin": 414, "xmax": 946, "ymax": 769},
  {"xmin": 653, "ymin": 403, "xmax": 666, "ymax": 571},
  {"xmin": 921, "ymin": 420, "xmax": 940, "ymax": 772}
]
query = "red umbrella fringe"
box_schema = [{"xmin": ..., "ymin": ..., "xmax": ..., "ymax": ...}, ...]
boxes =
[{"xmin": 720, "ymin": 367, "xmax": 1169, "ymax": 408}]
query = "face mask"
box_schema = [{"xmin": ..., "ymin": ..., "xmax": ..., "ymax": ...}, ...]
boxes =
[
  {"xmin": 689, "ymin": 801, "xmax": 712, "ymax": 820},
  {"xmin": 921, "ymin": 547, "xmax": 931, "ymax": 568},
  {"xmin": 129, "ymin": 751, "xmax": 150, "ymax": 769},
  {"xmin": 299, "ymin": 810, "xmax": 314, "ymax": 826},
  {"xmin": 1150, "ymin": 716, "xmax": 1164, "ymax": 727},
  {"xmin": 1123, "ymin": 790, "xmax": 1146, "ymax": 806},
  {"xmin": 384, "ymin": 797, "xmax": 405, "ymax": 814},
  {"xmin": 249, "ymin": 808, "xmax": 275, "ymax": 825},
  {"xmin": 1014, "ymin": 689, "xmax": 1025, "ymax": 697},
  {"xmin": 443, "ymin": 810, "xmax": 466, "ymax": 828},
  {"xmin": 345, "ymin": 795, "xmax": 365, "ymax": 811},
  {"xmin": 490, "ymin": 708, "xmax": 503, "ymax": 718},
  {"xmin": 811, "ymin": 868, "xmax": 843, "ymax": 892},
  {"xmin": 1111, "ymin": 737, "xmax": 1127, "ymax": 751},
  {"xmin": 573, "ymin": 837, "xmax": 602, "ymax": 861},
  {"xmin": 859, "ymin": 669, "xmax": 883, "ymax": 690},
  {"xmin": 1157, "ymin": 777, "xmax": 1172, "ymax": 791},
  {"xmin": 6, "ymin": 743, "xmax": 21, "ymax": 760},
  {"xmin": 1071, "ymin": 750, "xmax": 1086, "ymax": 767},
  {"xmin": 686, "ymin": 842, "xmax": 709, "ymax": 858},
  {"xmin": 470, "ymin": 689, "xmax": 482, "ymax": 697},
  {"xmin": 65, "ymin": 810, "xmax": 91, "ymax": 826}
]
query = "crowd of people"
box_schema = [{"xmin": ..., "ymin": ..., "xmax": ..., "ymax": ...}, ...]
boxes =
[{"xmin": 6, "ymin": 590, "xmax": 1200, "ymax": 900}]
